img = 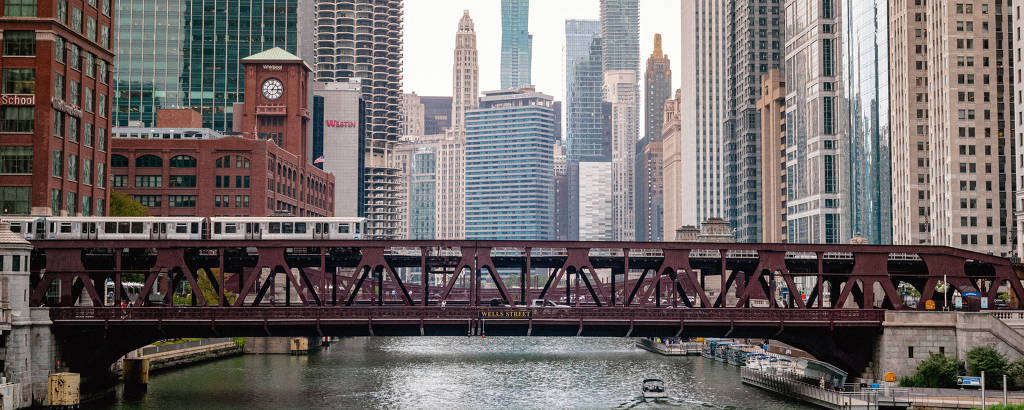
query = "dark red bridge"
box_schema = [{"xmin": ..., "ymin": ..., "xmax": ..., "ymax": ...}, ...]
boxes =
[{"xmin": 28, "ymin": 240, "xmax": 1023, "ymax": 374}]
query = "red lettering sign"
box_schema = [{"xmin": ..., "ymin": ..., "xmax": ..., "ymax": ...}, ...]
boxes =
[{"xmin": 325, "ymin": 120, "xmax": 356, "ymax": 128}]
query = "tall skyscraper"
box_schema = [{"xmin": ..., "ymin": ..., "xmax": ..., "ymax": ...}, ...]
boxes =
[
  {"xmin": 578, "ymin": 162, "xmax": 613, "ymax": 241},
  {"xmin": 114, "ymin": 0, "xmax": 312, "ymax": 131},
  {"xmin": 566, "ymin": 35, "xmax": 608, "ymax": 162},
  {"xmin": 0, "ymin": 0, "xmax": 115, "ymax": 216},
  {"xmin": 452, "ymin": 10, "xmax": 479, "ymax": 131},
  {"xmin": 677, "ymin": 1, "xmax": 726, "ymax": 230},
  {"xmin": 846, "ymin": 1, "xmax": 892, "ymax": 244},
  {"xmin": 757, "ymin": 70, "xmax": 786, "ymax": 243},
  {"xmin": 605, "ymin": 70, "xmax": 637, "ymax": 241},
  {"xmin": 400, "ymin": 93, "xmax": 425, "ymax": 136},
  {"xmin": 565, "ymin": 19, "xmax": 601, "ymax": 103},
  {"xmin": 661, "ymin": 90, "xmax": 682, "ymax": 240},
  {"xmin": 724, "ymin": 0, "xmax": 785, "ymax": 243},
  {"xmin": 313, "ymin": 0, "xmax": 403, "ymax": 239},
  {"xmin": 500, "ymin": 0, "xmax": 531, "ymax": 89},
  {"xmin": 916, "ymin": 1, "xmax": 1015, "ymax": 255},
  {"xmin": 465, "ymin": 87, "xmax": 555, "ymax": 240},
  {"xmin": 600, "ymin": 0, "xmax": 639, "ymax": 72},
  {"xmin": 636, "ymin": 34, "xmax": 671, "ymax": 241},
  {"xmin": 313, "ymin": 80, "xmax": 364, "ymax": 217},
  {"xmin": 395, "ymin": 140, "xmax": 437, "ymax": 240},
  {"xmin": 1014, "ymin": 4, "xmax": 1024, "ymax": 256}
]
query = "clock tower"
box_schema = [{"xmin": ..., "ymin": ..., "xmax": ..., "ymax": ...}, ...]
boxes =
[{"xmin": 239, "ymin": 48, "xmax": 312, "ymax": 161}]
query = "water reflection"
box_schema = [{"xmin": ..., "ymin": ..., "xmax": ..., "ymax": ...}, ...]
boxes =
[{"xmin": 104, "ymin": 337, "xmax": 812, "ymax": 409}]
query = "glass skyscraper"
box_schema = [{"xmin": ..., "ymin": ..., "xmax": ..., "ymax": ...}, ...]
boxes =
[
  {"xmin": 566, "ymin": 33, "xmax": 607, "ymax": 162},
  {"xmin": 844, "ymin": 0, "xmax": 891, "ymax": 244},
  {"xmin": 599, "ymin": 0, "xmax": 639, "ymax": 73},
  {"xmin": 465, "ymin": 87, "xmax": 556, "ymax": 240},
  {"xmin": 500, "ymin": 0, "xmax": 531, "ymax": 89},
  {"xmin": 114, "ymin": 0, "xmax": 308, "ymax": 131},
  {"xmin": 408, "ymin": 147, "xmax": 437, "ymax": 240}
]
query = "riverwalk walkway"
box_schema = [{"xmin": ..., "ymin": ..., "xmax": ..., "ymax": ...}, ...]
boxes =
[{"xmin": 634, "ymin": 338, "xmax": 701, "ymax": 356}]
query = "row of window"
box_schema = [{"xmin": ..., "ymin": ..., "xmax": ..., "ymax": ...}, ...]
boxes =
[
  {"xmin": 50, "ymin": 150, "xmax": 106, "ymax": 188},
  {"xmin": 214, "ymin": 195, "xmax": 250, "ymax": 208},
  {"xmin": 215, "ymin": 175, "xmax": 250, "ymax": 188},
  {"xmin": 48, "ymin": 188, "xmax": 106, "ymax": 217},
  {"xmin": 113, "ymin": 154, "xmax": 237, "ymax": 169}
]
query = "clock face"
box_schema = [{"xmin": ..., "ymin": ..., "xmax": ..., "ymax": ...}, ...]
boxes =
[{"xmin": 262, "ymin": 78, "xmax": 284, "ymax": 100}]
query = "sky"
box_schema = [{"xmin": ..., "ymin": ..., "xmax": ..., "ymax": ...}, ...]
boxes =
[{"xmin": 403, "ymin": 0, "xmax": 682, "ymax": 136}]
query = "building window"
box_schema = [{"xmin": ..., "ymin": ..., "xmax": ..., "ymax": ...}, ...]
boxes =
[
  {"xmin": 4, "ymin": 0, "xmax": 36, "ymax": 17},
  {"xmin": 135, "ymin": 154, "xmax": 162, "ymax": 167},
  {"xmin": 65, "ymin": 191, "xmax": 75, "ymax": 215},
  {"xmin": 98, "ymin": 59, "xmax": 107, "ymax": 83},
  {"xmin": 97, "ymin": 127, "xmax": 105, "ymax": 151},
  {"xmin": 825, "ymin": 214, "xmax": 839, "ymax": 244},
  {"xmin": 822, "ymin": 97, "xmax": 834, "ymax": 135},
  {"xmin": 0, "ymin": 107, "xmax": 33, "ymax": 133},
  {"xmin": 215, "ymin": 155, "xmax": 231, "ymax": 168},
  {"xmin": 169, "ymin": 155, "xmax": 196, "ymax": 168},
  {"xmin": 0, "ymin": 187, "xmax": 30, "ymax": 214},
  {"xmin": 86, "ymin": 16, "xmax": 96, "ymax": 41},
  {"xmin": 96, "ymin": 163, "xmax": 104, "ymax": 188},
  {"xmin": 54, "ymin": 72, "xmax": 64, "ymax": 98},
  {"xmin": 134, "ymin": 175, "xmax": 161, "ymax": 187},
  {"xmin": 2, "ymin": 31, "xmax": 34, "ymax": 56},
  {"xmin": 67, "ymin": 116, "xmax": 78, "ymax": 142},
  {"xmin": 236, "ymin": 175, "xmax": 251, "ymax": 188},
  {"xmin": 908, "ymin": 346, "xmax": 914, "ymax": 358},
  {"xmin": 52, "ymin": 150, "xmax": 61, "ymax": 177},
  {"xmin": 2, "ymin": 68, "xmax": 34, "ymax": 94},
  {"xmin": 168, "ymin": 195, "xmax": 195, "ymax": 208},
  {"xmin": 101, "ymin": 0, "xmax": 108, "ymax": 15},
  {"xmin": 57, "ymin": 0, "xmax": 66, "ymax": 23},
  {"xmin": 110, "ymin": 154, "xmax": 127, "ymax": 167},
  {"xmin": 81, "ymin": 195, "xmax": 90, "ymax": 216},
  {"xmin": 66, "ymin": 154, "xmax": 77, "ymax": 181},
  {"xmin": 133, "ymin": 195, "xmax": 160, "ymax": 207},
  {"xmin": 55, "ymin": 36, "xmax": 64, "ymax": 63},
  {"xmin": 96, "ymin": 198, "xmax": 105, "ymax": 216},
  {"xmin": 235, "ymin": 157, "xmax": 250, "ymax": 168},
  {"xmin": 82, "ymin": 157, "xmax": 91, "ymax": 185},
  {"xmin": 50, "ymin": 189, "xmax": 60, "ymax": 215},
  {"xmin": 98, "ymin": 94, "xmax": 106, "ymax": 118},
  {"xmin": 84, "ymin": 52, "xmax": 94, "ymax": 77},
  {"xmin": 83, "ymin": 123, "xmax": 92, "ymax": 146},
  {"xmin": 71, "ymin": 7, "xmax": 81, "ymax": 32},
  {"xmin": 0, "ymin": 146, "xmax": 31, "ymax": 174},
  {"xmin": 111, "ymin": 175, "xmax": 126, "ymax": 187},
  {"xmin": 84, "ymin": 87, "xmax": 93, "ymax": 112},
  {"xmin": 69, "ymin": 80, "xmax": 79, "ymax": 105},
  {"xmin": 69, "ymin": 44, "xmax": 79, "ymax": 70},
  {"xmin": 169, "ymin": 175, "xmax": 196, "ymax": 188}
]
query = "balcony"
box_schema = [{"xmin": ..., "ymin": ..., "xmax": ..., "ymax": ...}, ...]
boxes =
[{"xmin": 256, "ymin": 105, "xmax": 286, "ymax": 116}]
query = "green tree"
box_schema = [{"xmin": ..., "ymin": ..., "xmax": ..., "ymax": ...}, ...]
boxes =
[
  {"xmin": 908, "ymin": 353, "xmax": 961, "ymax": 388},
  {"xmin": 967, "ymin": 346, "xmax": 1009, "ymax": 388},
  {"xmin": 1007, "ymin": 358, "xmax": 1024, "ymax": 388},
  {"xmin": 109, "ymin": 190, "xmax": 149, "ymax": 216}
]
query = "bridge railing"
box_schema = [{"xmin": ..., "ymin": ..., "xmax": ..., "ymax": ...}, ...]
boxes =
[{"xmin": 138, "ymin": 337, "xmax": 235, "ymax": 356}]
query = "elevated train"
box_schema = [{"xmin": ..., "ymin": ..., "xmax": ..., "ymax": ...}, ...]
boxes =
[{"xmin": 1, "ymin": 216, "xmax": 367, "ymax": 241}]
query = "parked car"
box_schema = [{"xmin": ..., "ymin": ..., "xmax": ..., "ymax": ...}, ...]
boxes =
[{"xmin": 530, "ymin": 299, "xmax": 570, "ymax": 308}]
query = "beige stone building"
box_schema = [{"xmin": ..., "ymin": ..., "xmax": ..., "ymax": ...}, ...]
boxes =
[
  {"xmin": 604, "ymin": 70, "xmax": 637, "ymax": 241},
  {"xmin": 757, "ymin": 69, "xmax": 786, "ymax": 243},
  {"xmin": 451, "ymin": 10, "xmax": 478, "ymax": 132},
  {"xmin": 661, "ymin": 90, "xmax": 682, "ymax": 240},
  {"xmin": 400, "ymin": 93, "xmax": 425, "ymax": 137}
]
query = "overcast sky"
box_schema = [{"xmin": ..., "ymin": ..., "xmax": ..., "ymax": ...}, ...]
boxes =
[{"xmin": 403, "ymin": 0, "xmax": 682, "ymax": 136}]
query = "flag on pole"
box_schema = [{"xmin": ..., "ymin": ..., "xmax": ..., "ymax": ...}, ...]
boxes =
[{"xmin": 313, "ymin": 156, "xmax": 325, "ymax": 164}]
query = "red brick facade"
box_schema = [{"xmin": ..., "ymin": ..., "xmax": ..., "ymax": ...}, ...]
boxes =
[
  {"xmin": 110, "ymin": 49, "xmax": 334, "ymax": 217},
  {"xmin": 0, "ymin": 0, "xmax": 115, "ymax": 216}
]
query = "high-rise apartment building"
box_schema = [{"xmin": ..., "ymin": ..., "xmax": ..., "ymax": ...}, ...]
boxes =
[
  {"xmin": 452, "ymin": 10, "xmax": 479, "ymax": 131},
  {"xmin": 605, "ymin": 70, "xmax": 636, "ymax": 241},
  {"xmin": 577, "ymin": 161, "xmax": 613, "ymax": 241},
  {"xmin": 0, "ymin": 0, "xmax": 115, "ymax": 216},
  {"xmin": 757, "ymin": 69, "xmax": 786, "ymax": 243},
  {"xmin": 661, "ymin": 90, "xmax": 682, "ymax": 240},
  {"xmin": 500, "ymin": 0, "xmax": 531, "ymax": 90},
  {"xmin": 677, "ymin": 1, "xmax": 726, "ymax": 229},
  {"xmin": 922, "ymin": 1, "xmax": 1015, "ymax": 255},
  {"xmin": 566, "ymin": 35, "xmax": 608, "ymax": 162},
  {"xmin": 636, "ymin": 34, "xmax": 671, "ymax": 241},
  {"xmin": 313, "ymin": 0, "xmax": 403, "ymax": 239},
  {"xmin": 600, "ymin": 0, "xmax": 639, "ymax": 72},
  {"xmin": 400, "ymin": 92, "xmax": 424, "ymax": 136},
  {"xmin": 890, "ymin": 0, "xmax": 932, "ymax": 246},
  {"xmin": 724, "ymin": 0, "xmax": 784, "ymax": 243},
  {"xmin": 465, "ymin": 87, "xmax": 555, "ymax": 240},
  {"xmin": 783, "ymin": 0, "xmax": 846, "ymax": 244},
  {"xmin": 1014, "ymin": 3, "xmax": 1024, "ymax": 256},
  {"xmin": 114, "ymin": 0, "xmax": 311, "ymax": 131},
  {"xmin": 313, "ymin": 80, "xmax": 363, "ymax": 217}
]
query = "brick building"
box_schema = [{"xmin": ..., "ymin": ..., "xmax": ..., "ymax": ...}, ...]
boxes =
[
  {"xmin": 0, "ymin": 0, "xmax": 115, "ymax": 216},
  {"xmin": 111, "ymin": 48, "xmax": 334, "ymax": 217}
]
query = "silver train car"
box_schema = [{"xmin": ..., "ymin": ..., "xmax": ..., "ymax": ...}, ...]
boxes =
[{"xmin": 1, "ymin": 216, "xmax": 366, "ymax": 241}]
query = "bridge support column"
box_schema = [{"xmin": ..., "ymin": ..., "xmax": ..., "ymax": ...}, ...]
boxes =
[{"xmin": 122, "ymin": 359, "xmax": 149, "ymax": 392}]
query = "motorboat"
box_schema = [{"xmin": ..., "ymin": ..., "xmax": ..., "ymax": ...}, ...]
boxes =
[{"xmin": 641, "ymin": 378, "xmax": 667, "ymax": 400}]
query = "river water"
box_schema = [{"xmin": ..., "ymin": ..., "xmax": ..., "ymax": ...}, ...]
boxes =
[{"xmin": 102, "ymin": 337, "xmax": 812, "ymax": 409}]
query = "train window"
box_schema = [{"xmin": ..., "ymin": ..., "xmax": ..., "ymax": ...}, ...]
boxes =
[
  {"xmin": 9, "ymin": 223, "xmax": 21, "ymax": 233},
  {"xmin": 214, "ymin": 222, "xmax": 222, "ymax": 234},
  {"xmin": 118, "ymin": 222, "xmax": 130, "ymax": 233},
  {"xmin": 282, "ymin": 223, "xmax": 294, "ymax": 234},
  {"xmin": 104, "ymin": 222, "xmax": 116, "ymax": 233},
  {"xmin": 190, "ymin": 222, "xmax": 199, "ymax": 234},
  {"xmin": 355, "ymin": 223, "xmax": 360, "ymax": 234},
  {"xmin": 269, "ymin": 223, "xmax": 281, "ymax": 233},
  {"xmin": 338, "ymin": 224, "xmax": 349, "ymax": 233},
  {"xmin": 59, "ymin": 223, "xmax": 72, "ymax": 233},
  {"xmin": 294, "ymin": 222, "xmax": 306, "ymax": 233},
  {"xmin": 130, "ymin": 222, "xmax": 143, "ymax": 233},
  {"xmin": 224, "ymin": 223, "xmax": 238, "ymax": 234},
  {"xmin": 175, "ymin": 223, "xmax": 187, "ymax": 234}
]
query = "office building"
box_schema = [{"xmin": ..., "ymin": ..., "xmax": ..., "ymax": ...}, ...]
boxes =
[
  {"xmin": 113, "ymin": 0, "xmax": 311, "ymax": 131},
  {"xmin": 757, "ymin": 69, "xmax": 786, "ymax": 243},
  {"xmin": 577, "ymin": 162, "xmax": 613, "ymax": 241},
  {"xmin": 395, "ymin": 139, "xmax": 437, "ymax": 239},
  {"xmin": 0, "ymin": 0, "xmax": 115, "ymax": 216},
  {"xmin": 605, "ymin": 70, "xmax": 636, "ymax": 241},
  {"xmin": 500, "ymin": 0, "xmax": 531, "ymax": 89},
  {"xmin": 313, "ymin": 0, "xmax": 403, "ymax": 238},
  {"xmin": 636, "ymin": 34, "xmax": 671, "ymax": 241},
  {"xmin": 600, "ymin": 0, "xmax": 639, "ymax": 72},
  {"xmin": 677, "ymin": 1, "xmax": 726, "ymax": 230},
  {"xmin": 465, "ymin": 87, "xmax": 555, "ymax": 240},
  {"xmin": 313, "ymin": 80, "xmax": 363, "ymax": 217},
  {"xmin": 422, "ymin": 96, "xmax": 453, "ymax": 135},
  {"xmin": 452, "ymin": 10, "xmax": 479, "ymax": 131},
  {"xmin": 565, "ymin": 19, "xmax": 601, "ymax": 104},
  {"xmin": 661, "ymin": 90, "xmax": 682, "ymax": 240},
  {"xmin": 400, "ymin": 92, "xmax": 424, "ymax": 136},
  {"xmin": 566, "ymin": 35, "xmax": 607, "ymax": 162},
  {"xmin": 724, "ymin": 0, "xmax": 784, "ymax": 243},
  {"xmin": 1014, "ymin": 2, "xmax": 1024, "ymax": 256}
]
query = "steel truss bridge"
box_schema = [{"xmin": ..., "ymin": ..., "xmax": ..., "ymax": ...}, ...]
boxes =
[{"xmin": 27, "ymin": 240, "xmax": 1023, "ymax": 374}]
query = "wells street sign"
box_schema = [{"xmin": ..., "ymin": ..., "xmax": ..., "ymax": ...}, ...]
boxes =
[{"xmin": 479, "ymin": 310, "xmax": 532, "ymax": 319}]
